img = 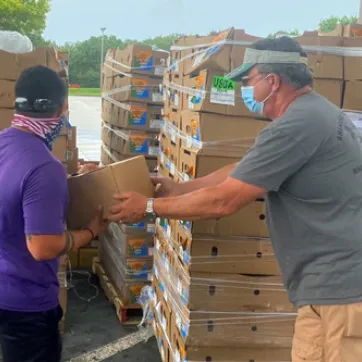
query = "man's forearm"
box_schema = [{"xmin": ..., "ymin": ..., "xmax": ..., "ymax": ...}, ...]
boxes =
[
  {"xmin": 153, "ymin": 187, "xmax": 234, "ymax": 220},
  {"xmin": 68, "ymin": 229, "xmax": 94, "ymax": 251},
  {"xmin": 175, "ymin": 162, "xmax": 237, "ymax": 196}
]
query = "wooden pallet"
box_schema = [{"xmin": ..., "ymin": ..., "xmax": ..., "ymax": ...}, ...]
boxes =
[{"xmin": 92, "ymin": 257, "xmax": 144, "ymax": 325}]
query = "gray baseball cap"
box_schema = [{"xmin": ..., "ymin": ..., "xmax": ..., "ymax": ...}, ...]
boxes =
[{"xmin": 225, "ymin": 48, "xmax": 309, "ymax": 81}]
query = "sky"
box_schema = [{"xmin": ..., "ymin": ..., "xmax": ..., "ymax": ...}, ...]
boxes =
[{"xmin": 44, "ymin": 0, "xmax": 360, "ymax": 44}]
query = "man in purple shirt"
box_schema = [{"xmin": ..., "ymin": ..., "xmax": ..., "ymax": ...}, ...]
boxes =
[{"xmin": 0, "ymin": 66, "xmax": 108, "ymax": 362}]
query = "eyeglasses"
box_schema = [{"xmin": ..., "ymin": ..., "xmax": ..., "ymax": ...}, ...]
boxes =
[{"xmin": 240, "ymin": 74, "xmax": 261, "ymax": 87}]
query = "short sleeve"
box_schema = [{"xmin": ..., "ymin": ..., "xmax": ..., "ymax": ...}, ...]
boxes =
[
  {"xmin": 230, "ymin": 127, "xmax": 310, "ymax": 192},
  {"xmin": 22, "ymin": 161, "xmax": 68, "ymax": 235}
]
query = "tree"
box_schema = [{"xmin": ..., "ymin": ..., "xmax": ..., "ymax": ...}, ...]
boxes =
[
  {"xmin": 0, "ymin": 0, "xmax": 50, "ymax": 39},
  {"xmin": 319, "ymin": 15, "xmax": 358, "ymax": 33},
  {"xmin": 267, "ymin": 29, "xmax": 301, "ymax": 39}
]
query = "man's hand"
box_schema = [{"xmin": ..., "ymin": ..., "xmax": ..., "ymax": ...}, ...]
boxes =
[
  {"xmin": 87, "ymin": 205, "xmax": 109, "ymax": 237},
  {"xmin": 152, "ymin": 176, "xmax": 181, "ymax": 197},
  {"xmin": 78, "ymin": 163, "xmax": 101, "ymax": 175},
  {"xmin": 108, "ymin": 192, "xmax": 148, "ymax": 223}
]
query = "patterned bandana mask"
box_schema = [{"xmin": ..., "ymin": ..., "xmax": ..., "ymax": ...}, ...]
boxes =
[{"xmin": 12, "ymin": 114, "xmax": 65, "ymax": 150}]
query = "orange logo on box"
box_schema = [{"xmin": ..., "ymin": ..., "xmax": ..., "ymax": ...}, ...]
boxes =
[
  {"xmin": 190, "ymin": 118, "xmax": 198, "ymax": 136},
  {"xmin": 129, "ymin": 134, "xmax": 148, "ymax": 147},
  {"xmin": 212, "ymin": 30, "xmax": 229, "ymax": 43},
  {"xmin": 130, "ymin": 105, "xmax": 147, "ymax": 118},
  {"xmin": 135, "ymin": 50, "xmax": 152, "ymax": 63},
  {"xmin": 132, "ymin": 78, "xmax": 149, "ymax": 90},
  {"xmin": 194, "ymin": 75, "xmax": 205, "ymax": 88}
]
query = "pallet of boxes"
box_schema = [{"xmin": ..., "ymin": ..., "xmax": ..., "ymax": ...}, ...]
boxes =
[
  {"xmin": 151, "ymin": 28, "xmax": 298, "ymax": 362},
  {"xmin": 101, "ymin": 44, "xmax": 168, "ymax": 173},
  {"xmin": 0, "ymin": 47, "xmax": 77, "ymax": 335},
  {"xmin": 89, "ymin": 44, "xmax": 167, "ymax": 323}
]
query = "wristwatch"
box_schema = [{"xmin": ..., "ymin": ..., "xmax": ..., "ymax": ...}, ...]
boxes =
[{"xmin": 145, "ymin": 198, "xmax": 157, "ymax": 220}]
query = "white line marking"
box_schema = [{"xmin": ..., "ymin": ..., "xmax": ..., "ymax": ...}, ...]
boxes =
[{"xmin": 69, "ymin": 327, "xmax": 153, "ymax": 362}]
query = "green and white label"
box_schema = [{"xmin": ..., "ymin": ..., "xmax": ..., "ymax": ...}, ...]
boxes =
[{"xmin": 210, "ymin": 76, "xmax": 236, "ymax": 106}]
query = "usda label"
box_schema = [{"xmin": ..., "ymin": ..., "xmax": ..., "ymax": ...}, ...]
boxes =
[{"xmin": 210, "ymin": 76, "xmax": 236, "ymax": 106}]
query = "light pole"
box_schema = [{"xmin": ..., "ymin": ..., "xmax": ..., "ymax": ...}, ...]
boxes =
[
  {"xmin": 359, "ymin": 0, "xmax": 362, "ymax": 24},
  {"xmin": 100, "ymin": 27, "xmax": 106, "ymax": 89}
]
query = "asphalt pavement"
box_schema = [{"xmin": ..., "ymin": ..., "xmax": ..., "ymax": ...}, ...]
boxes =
[{"xmin": 69, "ymin": 96, "xmax": 103, "ymax": 162}]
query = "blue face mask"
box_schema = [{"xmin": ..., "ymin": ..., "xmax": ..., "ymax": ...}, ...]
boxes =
[
  {"xmin": 241, "ymin": 75, "xmax": 274, "ymax": 115},
  {"xmin": 241, "ymin": 86, "xmax": 264, "ymax": 114}
]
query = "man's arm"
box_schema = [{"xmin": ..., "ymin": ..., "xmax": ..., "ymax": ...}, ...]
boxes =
[
  {"xmin": 108, "ymin": 124, "xmax": 316, "ymax": 224},
  {"xmin": 23, "ymin": 162, "xmax": 105, "ymax": 261},
  {"xmin": 153, "ymin": 162, "xmax": 237, "ymax": 197},
  {"xmin": 153, "ymin": 177, "xmax": 266, "ymax": 220}
]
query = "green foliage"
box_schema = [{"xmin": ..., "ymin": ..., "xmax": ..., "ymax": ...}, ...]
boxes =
[
  {"xmin": 267, "ymin": 29, "xmax": 301, "ymax": 39},
  {"xmin": 0, "ymin": 0, "xmax": 50, "ymax": 39},
  {"xmin": 319, "ymin": 15, "xmax": 358, "ymax": 33},
  {"xmin": 68, "ymin": 88, "xmax": 101, "ymax": 97}
]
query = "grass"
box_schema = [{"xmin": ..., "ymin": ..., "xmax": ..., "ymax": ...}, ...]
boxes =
[{"xmin": 68, "ymin": 88, "xmax": 101, "ymax": 97}]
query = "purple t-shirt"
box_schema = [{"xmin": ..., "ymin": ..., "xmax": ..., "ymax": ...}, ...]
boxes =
[{"xmin": 0, "ymin": 127, "xmax": 69, "ymax": 312}]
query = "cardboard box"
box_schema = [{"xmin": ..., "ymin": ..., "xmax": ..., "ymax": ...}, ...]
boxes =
[
  {"xmin": 176, "ymin": 200, "xmax": 269, "ymax": 238},
  {"xmin": 106, "ymin": 222, "xmax": 154, "ymax": 257},
  {"xmin": 0, "ymin": 50, "xmax": 18, "ymax": 80},
  {"xmin": 180, "ymin": 111, "xmax": 268, "ymax": 149},
  {"xmin": 113, "ymin": 75, "xmax": 162, "ymax": 105},
  {"xmin": 78, "ymin": 248, "xmax": 98, "ymax": 269},
  {"xmin": 182, "ymin": 30, "xmax": 233, "ymax": 75},
  {"xmin": 98, "ymin": 236, "xmax": 152, "ymax": 305},
  {"xmin": 153, "ymin": 319, "xmax": 169, "ymax": 362},
  {"xmin": 0, "ymin": 80, "xmax": 15, "ymax": 108},
  {"xmin": 104, "ymin": 100, "xmax": 163, "ymax": 132},
  {"xmin": 0, "ymin": 108, "xmax": 14, "ymax": 130},
  {"xmin": 296, "ymin": 32, "xmax": 343, "ymax": 80},
  {"xmin": 154, "ymin": 248, "xmax": 293, "ymax": 313},
  {"xmin": 163, "ymin": 82, "xmax": 183, "ymax": 113},
  {"xmin": 67, "ymin": 156, "xmax": 154, "ymax": 229},
  {"xmin": 182, "ymin": 69, "xmax": 259, "ymax": 117},
  {"xmin": 67, "ymin": 126, "xmax": 77, "ymax": 149},
  {"xmin": 112, "ymin": 45, "xmax": 167, "ymax": 77},
  {"xmin": 159, "ymin": 127, "xmax": 181, "ymax": 177},
  {"xmin": 110, "ymin": 129, "xmax": 159, "ymax": 158},
  {"xmin": 170, "ymin": 309, "xmax": 295, "ymax": 349},
  {"xmin": 343, "ymin": 81, "xmax": 362, "ymax": 112},
  {"xmin": 169, "ymin": 345, "xmax": 293, "ymax": 362},
  {"xmin": 101, "ymin": 143, "xmax": 158, "ymax": 172},
  {"xmin": 165, "ymin": 225, "xmax": 280, "ymax": 275},
  {"xmin": 314, "ymin": 79, "xmax": 343, "ymax": 107},
  {"xmin": 66, "ymin": 148, "xmax": 79, "ymax": 175},
  {"xmin": 52, "ymin": 135, "xmax": 68, "ymax": 162},
  {"xmin": 18, "ymin": 48, "xmax": 48, "ymax": 73},
  {"xmin": 178, "ymin": 146, "xmax": 241, "ymax": 181},
  {"xmin": 343, "ymin": 37, "xmax": 362, "ymax": 81}
]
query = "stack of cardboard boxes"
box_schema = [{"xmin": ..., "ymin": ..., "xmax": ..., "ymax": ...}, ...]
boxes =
[
  {"xmin": 152, "ymin": 28, "xmax": 297, "ymax": 362},
  {"xmin": 0, "ymin": 47, "xmax": 78, "ymax": 175},
  {"xmin": 101, "ymin": 44, "xmax": 168, "ymax": 172}
]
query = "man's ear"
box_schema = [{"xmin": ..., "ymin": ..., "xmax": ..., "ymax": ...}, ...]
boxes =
[{"xmin": 56, "ymin": 102, "xmax": 67, "ymax": 117}]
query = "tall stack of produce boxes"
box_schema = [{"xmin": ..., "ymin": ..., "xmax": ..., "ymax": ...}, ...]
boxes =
[
  {"xmin": 101, "ymin": 44, "xmax": 168, "ymax": 173},
  {"xmin": 98, "ymin": 44, "xmax": 168, "ymax": 311},
  {"xmin": 152, "ymin": 28, "xmax": 297, "ymax": 362}
]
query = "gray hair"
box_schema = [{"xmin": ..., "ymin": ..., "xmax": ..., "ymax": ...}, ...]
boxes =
[{"xmin": 256, "ymin": 63, "xmax": 314, "ymax": 90}]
